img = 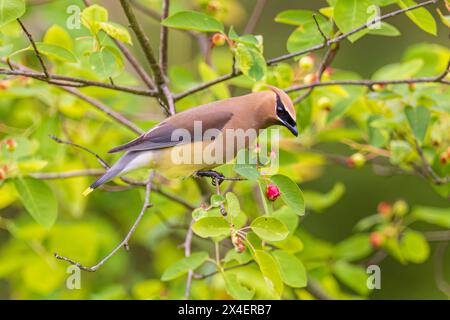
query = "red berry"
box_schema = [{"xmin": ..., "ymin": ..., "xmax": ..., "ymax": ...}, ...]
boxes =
[
  {"xmin": 4, "ymin": 138, "xmax": 17, "ymax": 152},
  {"xmin": 346, "ymin": 157, "xmax": 355, "ymax": 168},
  {"xmin": 0, "ymin": 168, "xmax": 5, "ymax": 180},
  {"xmin": 324, "ymin": 67, "xmax": 333, "ymax": 77},
  {"xmin": 212, "ymin": 33, "xmax": 227, "ymax": 46},
  {"xmin": 266, "ymin": 183, "xmax": 281, "ymax": 201},
  {"xmin": 377, "ymin": 201, "xmax": 392, "ymax": 216},
  {"xmin": 440, "ymin": 153, "xmax": 447, "ymax": 165},
  {"xmin": 303, "ymin": 73, "xmax": 318, "ymax": 85},
  {"xmin": 369, "ymin": 232, "xmax": 383, "ymax": 248}
]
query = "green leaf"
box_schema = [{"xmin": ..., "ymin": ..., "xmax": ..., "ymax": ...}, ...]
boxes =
[
  {"xmin": 397, "ymin": 0, "xmax": 437, "ymax": 35},
  {"xmin": 390, "ymin": 140, "xmax": 413, "ymax": 165},
  {"xmin": 367, "ymin": 22, "xmax": 401, "ymax": 37},
  {"xmin": 272, "ymin": 250, "xmax": 307, "ymax": 288},
  {"xmin": 333, "ymin": 261, "xmax": 370, "ymax": 296},
  {"xmin": 223, "ymin": 273, "xmax": 255, "ymax": 300},
  {"xmin": 13, "ymin": 177, "xmax": 57, "ymax": 229},
  {"xmin": 90, "ymin": 48, "xmax": 116, "ymax": 79},
  {"xmin": 192, "ymin": 217, "xmax": 230, "ymax": 238},
  {"xmin": 225, "ymin": 192, "xmax": 246, "ymax": 228},
  {"xmin": 304, "ymin": 182, "xmax": 345, "ymax": 212},
  {"xmin": 275, "ymin": 10, "xmax": 318, "ymax": 26},
  {"xmin": 0, "ymin": 0, "xmax": 25, "ymax": 28},
  {"xmin": 81, "ymin": 4, "xmax": 108, "ymax": 34},
  {"xmin": 354, "ymin": 214, "xmax": 384, "ymax": 232},
  {"xmin": 412, "ymin": 206, "xmax": 450, "ymax": 228},
  {"xmin": 334, "ymin": 0, "xmax": 371, "ymax": 42},
  {"xmin": 98, "ymin": 22, "xmax": 132, "ymax": 45},
  {"xmin": 437, "ymin": 8, "xmax": 450, "ymax": 28},
  {"xmin": 404, "ymin": 106, "xmax": 430, "ymax": 144},
  {"xmin": 285, "ymin": 14, "xmax": 333, "ymax": 53},
  {"xmin": 372, "ymin": 59, "xmax": 423, "ymax": 81},
  {"xmin": 400, "ymin": 230, "xmax": 430, "ymax": 264},
  {"xmin": 234, "ymin": 149, "xmax": 260, "ymax": 180},
  {"xmin": 270, "ymin": 174, "xmax": 305, "ymax": 216},
  {"xmin": 235, "ymin": 43, "xmax": 266, "ymax": 81},
  {"xmin": 33, "ymin": 43, "xmax": 77, "ymax": 63},
  {"xmin": 43, "ymin": 25, "xmax": 73, "ymax": 50},
  {"xmin": 251, "ymin": 216, "xmax": 289, "ymax": 242},
  {"xmin": 254, "ymin": 250, "xmax": 284, "ymax": 297},
  {"xmin": 210, "ymin": 194, "xmax": 225, "ymax": 207},
  {"xmin": 198, "ymin": 62, "xmax": 230, "ymax": 99},
  {"xmin": 161, "ymin": 252, "xmax": 208, "ymax": 281},
  {"xmin": 270, "ymin": 206, "xmax": 299, "ymax": 234},
  {"xmin": 334, "ymin": 234, "xmax": 373, "ymax": 261},
  {"xmin": 162, "ymin": 11, "xmax": 224, "ymax": 33}
]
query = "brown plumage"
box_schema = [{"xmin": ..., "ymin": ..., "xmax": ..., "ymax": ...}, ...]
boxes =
[{"xmin": 83, "ymin": 86, "xmax": 297, "ymax": 195}]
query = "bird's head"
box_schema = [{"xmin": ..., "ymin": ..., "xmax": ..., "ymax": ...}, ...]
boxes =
[{"xmin": 266, "ymin": 86, "xmax": 298, "ymax": 137}]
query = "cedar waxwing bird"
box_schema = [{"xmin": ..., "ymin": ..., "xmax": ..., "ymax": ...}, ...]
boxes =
[{"xmin": 82, "ymin": 86, "xmax": 297, "ymax": 196}]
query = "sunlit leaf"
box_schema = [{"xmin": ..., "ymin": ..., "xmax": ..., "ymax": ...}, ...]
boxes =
[
  {"xmin": 404, "ymin": 105, "xmax": 430, "ymax": 144},
  {"xmin": 162, "ymin": 11, "xmax": 224, "ymax": 33},
  {"xmin": 0, "ymin": 0, "xmax": 25, "ymax": 28},
  {"xmin": 223, "ymin": 273, "xmax": 255, "ymax": 299},
  {"xmin": 270, "ymin": 174, "xmax": 305, "ymax": 216},
  {"xmin": 397, "ymin": 0, "xmax": 437, "ymax": 35},
  {"xmin": 400, "ymin": 230, "xmax": 429, "ymax": 263},
  {"xmin": 251, "ymin": 216, "xmax": 289, "ymax": 242},
  {"xmin": 272, "ymin": 250, "xmax": 307, "ymax": 288},
  {"xmin": 161, "ymin": 252, "xmax": 209, "ymax": 281},
  {"xmin": 254, "ymin": 250, "xmax": 284, "ymax": 297},
  {"xmin": 192, "ymin": 217, "xmax": 230, "ymax": 238},
  {"xmin": 333, "ymin": 261, "xmax": 370, "ymax": 296},
  {"xmin": 13, "ymin": 177, "xmax": 57, "ymax": 228}
]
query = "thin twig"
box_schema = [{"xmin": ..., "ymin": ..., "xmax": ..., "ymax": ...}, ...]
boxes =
[
  {"xmin": 414, "ymin": 139, "xmax": 450, "ymax": 185},
  {"xmin": 60, "ymin": 86, "xmax": 144, "ymax": 135},
  {"xmin": 30, "ymin": 169, "xmax": 105, "ymax": 179},
  {"xmin": 174, "ymin": 0, "xmax": 439, "ymax": 100},
  {"xmin": 0, "ymin": 68, "xmax": 156, "ymax": 96},
  {"xmin": 119, "ymin": 0, "xmax": 174, "ymax": 115},
  {"xmin": 55, "ymin": 171, "xmax": 155, "ymax": 272},
  {"xmin": 184, "ymin": 220, "xmax": 194, "ymax": 300},
  {"xmin": 244, "ymin": 0, "xmax": 268, "ymax": 34},
  {"xmin": 160, "ymin": 0, "xmax": 170, "ymax": 76},
  {"xmin": 16, "ymin": 19, "xmax": 49, "ymax": 79}
]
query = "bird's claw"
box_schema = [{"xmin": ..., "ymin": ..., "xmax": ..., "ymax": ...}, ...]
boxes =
[{"xmin": 195, "ymin": 170, "xmax": 225, "ymax": 186}]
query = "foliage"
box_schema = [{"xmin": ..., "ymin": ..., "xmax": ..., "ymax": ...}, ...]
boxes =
[{"xmin": 0, "ymin": 0, "xmax": 449, "ymax": 300}]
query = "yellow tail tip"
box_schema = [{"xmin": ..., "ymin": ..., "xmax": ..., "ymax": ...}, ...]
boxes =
[{"xmin": 82, "ymin": 187, "xmax": 94, "ymax": 197}]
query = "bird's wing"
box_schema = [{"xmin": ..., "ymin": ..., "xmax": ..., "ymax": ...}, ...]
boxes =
[{"xmin": 108, "ymin": 110, "xmax": 233, "ymax": 153}]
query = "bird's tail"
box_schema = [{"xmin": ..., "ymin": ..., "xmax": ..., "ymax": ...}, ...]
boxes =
[{"xmin": 83, "ymin": 152, "xmax": 139, "ymax": 196}]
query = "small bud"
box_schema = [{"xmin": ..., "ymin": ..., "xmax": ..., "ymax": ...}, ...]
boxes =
[
  {"xmin": 352, "ymin": 153, "xmax": 365, "ymax": 167},
  {"xmin": 372, "ymin": 84, "xmax": 386, "ymax": 92},
  {"xmin": 266, "ymin": 183, "xmax": 281, "ymax": 201},
  {"xmin": 270, "ymin": 149, "xmax": 277, "ymax": 158},
  {"xmin": 369, "ymin": 232, "xmax": 384, "ymax": 248},
  {"xmin": 392, "ymin": 199, "xmax": 408, "ymax": 217},
  {"xmin": 211, "ymin": 33, "xmax": 227, "ymax": 46},
  {"xmin": 0, "ymin": 80, "xmax": 11, "ymax": 90},
  {"xmin": 377, "ymin": 201, "xmax": 392, "ymax": 216},
  {"xmin": 0, "ymin": 167, "xmax": 6, "ymax": 180},
  {"xmin": 299, "ymin": 55, "xmax": 315, "ymax": 72},
  {"xmin": 303, "ymin": 73, "xmax": 318, "ymax": 85},
  {"xmin": 324, "ymin": 67, "xmax": 333, "ymax": 78},
  {"xmin": 4, "ymin": 138, "xmax": 17, "ymax": 152},
  {"xmin": 207, "ymin": 0, "xmax": 222, "ymax": 13},
  {"xmin": 440, "ymin": 152, "xmax": 448, "ymax": 165},
  {"xmin": 317, "ymin": 96, "xmax": 332, "ymax": 110}
]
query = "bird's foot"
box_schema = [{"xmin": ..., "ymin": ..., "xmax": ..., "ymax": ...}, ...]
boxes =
[{"xmin": 195, "ymin": 170, "xmax": 225, "ymax": 186}]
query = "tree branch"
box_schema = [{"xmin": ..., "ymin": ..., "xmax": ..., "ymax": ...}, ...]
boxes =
[
  {"xmin": 16, "ymin": 18, "xmax": 49, "ymax": 79},
  {"xmin": 0, "ymin": 67, "xmax": 157, "ymax": 97},
  {"xmin": 61, "ymin": 86, "xmax": 145, "ymax": 135},
  {"xmin": 184, "ymin": 220, "xmax": 194, "ymax": 300},
  {"xmin": 119, "ymin": 0, "xmax": 175, "ymax": 115},
  {"xmin": 414, "ymin": 139, "xmax": 450, "ymax": 185},
  {"xmin": 55, "ymin": 171, "xmax": 155, "ymax": 272},
  {"xmin": 160, "ymin": 0, "xmax": 170, "ymax": 76},
  {"xmin": 244, "ymin": 0, "xmax": 268, "ymax": 34},
  {"xmin": 173, "ymin": 0, "xmax": 439, "ymax": 100}
]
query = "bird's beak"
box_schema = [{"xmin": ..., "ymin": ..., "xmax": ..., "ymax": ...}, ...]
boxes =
[{"xmin": 282, "ymin": 120, "xmax": 298, "ymax": 137}]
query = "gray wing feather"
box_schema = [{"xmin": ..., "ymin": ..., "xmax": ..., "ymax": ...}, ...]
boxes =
[{"xmin": 108, "ymin": 111, "xmax": 233, "ymax": 153}]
